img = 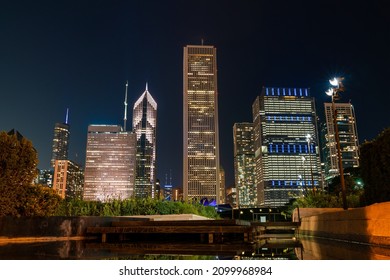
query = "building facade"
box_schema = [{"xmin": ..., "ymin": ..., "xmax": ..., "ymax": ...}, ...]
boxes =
[
  {"xmin": 35, "ymin": 169, "xmax": 53, "ymax": 187},
  {"xmin": 51, "ymin": 119, "xmax": 70, "ymax": 168},
  {"xmin": 233, "ymin": 122, "xmax": 256, "ymax": 207},
  {"xmin": 252, "ymin": 87, "xmax": 322, "ymax": 207},
  {"xmin": 323, "ymin": 102, "xmax": 360, "ymax": 178},
  {"xmin": 53, "ymin": 159, "xmax": 84, "ymax": 199},
  {"xmin": 132, "ymin": 84, "xmax": 157, "ymax": 198},
  {"xmin": 183, "ymin": 44, "xmax": 220, "ymax": 204},
  {"xmin": 83, "ymin": 125, "xmax": 136, "ymax": 201},
  {"xmin": 219, "ymin": 166, "xmax": 226, "ymax": 204}
]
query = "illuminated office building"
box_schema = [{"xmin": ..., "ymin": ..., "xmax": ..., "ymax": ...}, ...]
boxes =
[
  {"xmin": 53, "ymin": 159, "xmax": 84, "ymax": 199},
  {"xmin": 35, "ymin": 169, "xmax": 53, "ymax": 187},
  {"xmin": 51, "ymin": 109, "xmax": 70, "ymax": 167},
  {"xmin": 132, "ymin": 84, "xmax": 157, "ymax": 198},
  {"xmin": 219, "ymin": 166, "xmax": 226, "ymax": 204},
  {"xmin": 323, "ymin": 102, "xmax": 360, "ymax": 178},
  {"xmin": 183, "ymin": 44, "xmax": 220, "ymax": 203},
  {"xmin": 83, "ymin": 125, "xmax": 136, "ymax": 201},
  {"xmin": 233, "ymin": 123, "xmax": 256, "ymax": 207},
  {"xmin": 252, "ymin": 87, "xmax": 322, "ymax": 207}
]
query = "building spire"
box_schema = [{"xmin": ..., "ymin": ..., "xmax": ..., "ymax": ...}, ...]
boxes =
[
  {"xmin": 65, "ymin": 108, "xmax": 69, "ymax": 124},
  {"xmin": 123, "ymin": 80, "xmax": 128, "ymax": 131},
  {"xmin": 145, "ymin": 82, "xmax": 148, "ymax": 92}
]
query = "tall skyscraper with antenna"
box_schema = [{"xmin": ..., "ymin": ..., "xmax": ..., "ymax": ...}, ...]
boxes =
[
  {"xmin": 183, "ymin": 44, "xmax": 220, "ymax": 204},
  {"xmin": 123, "ymin": 80, "xmax": 129, "ymax": 131},
  {"xmin": 51, "ymin": 108, "xmax": 70, "ymax": 167},
  {"xmin": 132, "ymin": 83, "xmax": 157, "ymax": 198},
  {"xmin": 83, "ymin": 82, "xmax": 137, "ymax": 201}
]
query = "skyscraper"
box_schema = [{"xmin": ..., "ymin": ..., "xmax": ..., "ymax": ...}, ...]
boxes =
[
  {"xmin": 53, "ymin": 159, "xmax": 84, "ymax": 199},
  {"xmin": 323, "ymin": 102, "xmax": 360, "ymax": 178},
  {"xmin": 51, "ymin": 109, "xmax": 70, "ymax": 167},
  {"xmin": 132, "ymin": 84, "xmax": 157, "ymax": 198},
  {"xmin": 252, "ymin": 87, "xmax": 322, "ymax": 207},
  {"xmin": 233, "ymin": 122, "xmax": 256, "ymax": 207},
  {"xmin": 183, "ymin": 44, "xmax": 220, "ymax": 204},
  {"xmin": 219, "ymin": 166, "xmax": 226, "ymax": 204},
  {"xmin": 83, "ymin": 125, "xmax": 136, "ymax": 201}
]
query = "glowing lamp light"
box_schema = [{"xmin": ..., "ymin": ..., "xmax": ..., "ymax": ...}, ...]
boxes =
[
  {"xmin": 329, "ymin": 78, "xmax": 339, "ymax": 87},
  {"xmin": 325, "ymin": 88, "xmax": 334, "ymax": 96}
]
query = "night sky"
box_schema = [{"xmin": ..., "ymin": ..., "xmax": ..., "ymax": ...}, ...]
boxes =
[{"xmin": 1, "ymin": 0, "xmax": 389, "ymax": 188}]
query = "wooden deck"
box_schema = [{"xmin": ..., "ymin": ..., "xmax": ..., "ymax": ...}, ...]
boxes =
[
  {"xmin": 86, "ymin": 219, "xmax": 300, "ymax": 244},
  {"xmin": 87, "ymin": 219, "xmax": 254, "ymax": 244}
]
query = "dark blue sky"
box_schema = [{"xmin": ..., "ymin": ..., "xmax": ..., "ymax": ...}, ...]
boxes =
[{"xmin": 1, "ymin": 0, "xmax": 389, "ymax": 188}]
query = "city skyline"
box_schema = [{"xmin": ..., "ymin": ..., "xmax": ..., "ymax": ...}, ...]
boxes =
[{"xmin": 1, "ymin": 1, "xmax": 389, "ymax": 189}]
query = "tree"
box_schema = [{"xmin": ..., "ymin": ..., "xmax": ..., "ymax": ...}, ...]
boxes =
[
  {"xmin": 0, "ymin": 131, "xmax": 38, "ymax": 186},
  {"xmin": 0, "ymin": 130, "xmax": 61, "ymax": 216},
  {"xmin": 360, "ymin": 127, "xmax": 390, "ymax": 205}
]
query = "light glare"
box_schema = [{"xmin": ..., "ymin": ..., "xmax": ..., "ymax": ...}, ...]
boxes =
[
  {"xmin": 329, "ymin": 78, "xmax": 339, "ymax": 87},
  {"xmin": 325, "ymin": 88, "xmax": 334, "ymax": 96}
]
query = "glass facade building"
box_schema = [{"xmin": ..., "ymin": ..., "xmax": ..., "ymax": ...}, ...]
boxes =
[
  {"xmin": 132, "ymin": 85, "xmax": 157, "ymax": 198},
  {"xmin": 252, "ymin": 87, "xmax": 322, "ymax": 207},
  {"xmin": 233, "ymin": 122, "xmax": 256, "ymax": 207},
  {"xmin": 83, "ymin": 125, "xmax": 136, "ymax": 201},
  {"xmin": 51, "ymin": 122, "xmax": 70, "ymax": 168},
  {"xmin": 183, "ymin": 45, "xmax": 220, "ymax": 203},
  {"xmin": 323, "ymin": 102, "xmax": 360, "ymax": 178}
]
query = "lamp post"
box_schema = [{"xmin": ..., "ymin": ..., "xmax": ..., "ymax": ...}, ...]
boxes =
[
  {"xmin": 306, "ymin": 134, "xmax": 315, "ymax": 193},
  {"xmin": 301, "ymin": 156, "xmax": 306, "ymax": 191},
  {"xmin": 326, "ymin": 77, "xmax": 347, "ymax": 210}
]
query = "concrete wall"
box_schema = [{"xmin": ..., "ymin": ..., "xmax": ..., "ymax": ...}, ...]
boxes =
[
  {"xmin": 0, "ymin": 214, "xmax": 212, "ymax": 241},
  {"xmin": 293, "ymin": 202, "xmax": 390, "ymax": 246},
  {"xmin": 0, "ymin": 216, "xmax": 130, "ymax": 240}
]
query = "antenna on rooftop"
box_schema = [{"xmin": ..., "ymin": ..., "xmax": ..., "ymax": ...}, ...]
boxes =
[
  {"xmin": 65, "ymin": 108, "xmax": 69, "ymax": 124},
  {"xmin": 123, "ymin": 80, "xmax": 128, "ymax": 131}
]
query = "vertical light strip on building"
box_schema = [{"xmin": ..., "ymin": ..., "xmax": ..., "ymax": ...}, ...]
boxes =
[{"xmin": 183, "ymin": 45, "xmax": 220, "ymax": 204}]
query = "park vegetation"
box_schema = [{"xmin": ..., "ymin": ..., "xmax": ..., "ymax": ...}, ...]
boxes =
[
  {"xmin": 1, "ymin": 127, "xmax": 389, "ymax": 217},
  {"xmin": 292, "ymin": 127, "xmax": 390, "ymax": 209},
  {"xmin": 0, "ymin": 130, "xmax": 218, "ymax": 218}
]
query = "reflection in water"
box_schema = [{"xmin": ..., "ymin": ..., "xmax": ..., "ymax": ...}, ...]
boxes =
[
  {"xmin": 298, "ymin": 236, "xmax": 390, "ymax": 260},
  {"xmin": 1, "ymin": 237, "xmax": 390, "ymax": 260}
]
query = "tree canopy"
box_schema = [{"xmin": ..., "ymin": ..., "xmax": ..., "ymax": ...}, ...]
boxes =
[
  {"xmin": 360, "ymin": 127, "xmax": 390, "ymax": 205},
  {"xmin": 0, "ymin": 130, "xmax": 61, "ymax": 216}
]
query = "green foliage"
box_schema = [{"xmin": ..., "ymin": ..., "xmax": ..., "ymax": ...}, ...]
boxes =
[
  {"xmin": 291, "ymin": 189, "xmax": 364, "ymax": 209},
  {"xmin": 18, "ymin": 185, "xmax": 62, "ymax": 216},
  {"xmin": 360, "ymin": 127, "xmax": 390, "ymax": 205},
  {"xmin": 0, "ymin": 131, "xmax": 38, "ymax": 186},
  {"xmin": 55, "ymin": 197, "xmax": 219, "ymax": 219},
  {"xmin": 0, "ymin": 131, "xmax": 61, "ymax": 217}
]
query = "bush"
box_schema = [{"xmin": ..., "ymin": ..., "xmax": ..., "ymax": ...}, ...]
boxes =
[{"xmin": 55, "ymin": 198, "xmax": 219, "ymax": 219}]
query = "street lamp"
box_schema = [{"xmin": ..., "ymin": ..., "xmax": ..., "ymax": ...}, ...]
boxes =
[
  {"xmin": 326, "ymin": 77, "xmax": 347, "ymax": 210},
  {"xmin": 301, "ymin": 156, "xmax": 306, "ymax": 190},
  {"xmin": 305, "ymin": 134, "xmax": 315, "ymax": 193}
]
